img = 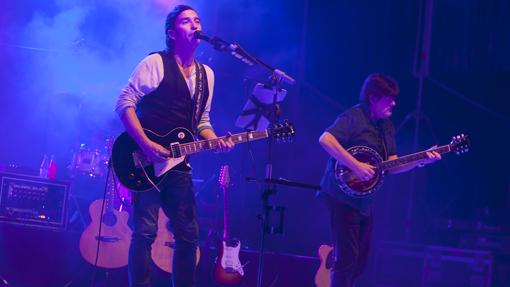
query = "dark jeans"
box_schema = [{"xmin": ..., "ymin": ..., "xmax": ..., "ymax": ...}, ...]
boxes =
[
  {"xmin": 128, "ymin": 171, "xmax": 199, "ymax": 287},
  {"xmin": 326, "ymin": 198, "xmax": 373, "ymax": 287}
]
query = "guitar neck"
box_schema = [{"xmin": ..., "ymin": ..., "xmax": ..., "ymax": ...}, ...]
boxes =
[
  {"xmin": 222, "ymin": 186, "xmax": 230, "ymax": 239},
  {"xmin": 179, "ymin": 130, "xmax": 268, "ymax": 156},
  {"xmin": 381, "ymin": 144, "xmax": 451, "ymax": 171},
  {"xmin": 105, "ymin": 173, "xmax": 115, "ymax": 212}
]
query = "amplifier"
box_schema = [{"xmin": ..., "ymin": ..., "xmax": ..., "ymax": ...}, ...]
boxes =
[{"xmin": 0, "ymin": 172, "xmax": 70, "ymax": 230}]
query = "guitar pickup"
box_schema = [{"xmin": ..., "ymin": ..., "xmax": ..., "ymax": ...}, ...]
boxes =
[{"xmin": 170, "ymin": 142, "xmax": 181, "ymax": 158}]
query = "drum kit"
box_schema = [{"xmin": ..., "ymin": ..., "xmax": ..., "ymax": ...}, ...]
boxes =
[
  {"xmin": 68, "ymin": 144, "xmax": 108, "ymax": 178},
  {"xmin": 67, "ymin": 136, "xmax": 132, "ymax": 205}
]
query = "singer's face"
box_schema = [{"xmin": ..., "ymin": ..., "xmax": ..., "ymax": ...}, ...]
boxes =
[{"xmin": 169, "ymin": 9, "xmax": 202, "ymax": 49}]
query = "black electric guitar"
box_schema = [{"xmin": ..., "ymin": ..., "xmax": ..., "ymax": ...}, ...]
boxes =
[
  {"xmin": 334, "ymin": 134, "xmax": 470, "ymax": 198},
  {"xmin": 213, "ymin": 165, "xmax": 244, "ymax": 285},
  {"xmin": 111, "ymin": 121, "xmax": 295, "ymax": 192}
]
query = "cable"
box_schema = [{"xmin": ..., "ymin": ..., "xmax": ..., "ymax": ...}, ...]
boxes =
[
  {"xmin": 136, "ymin": 158, "xmax": 162, "ymax": 193},
  {"xmin": 89, "ymin": 166, "xmax": 112, "ymax": 287}
]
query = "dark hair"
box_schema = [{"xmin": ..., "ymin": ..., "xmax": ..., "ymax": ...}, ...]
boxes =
[
  {"xmin": 165, "ymin": 5, "xmax": 195, "ymax": 50},
  {"xmin": 359, "ymin": 73, "xmax": 400, "ymax": 105}
]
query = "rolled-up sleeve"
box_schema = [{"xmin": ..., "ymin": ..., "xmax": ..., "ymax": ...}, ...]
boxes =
[
  {"xmin": 115, "ymin": 54, "xmax": 164, "ymax": 116},
  {"xmin": 196, "ymin": 65, "xmax": 215, "ymax": 133}
]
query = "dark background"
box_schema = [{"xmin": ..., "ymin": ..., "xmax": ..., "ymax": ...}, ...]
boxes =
[{"xmin": 0, "ymin": 0, "xmax": 509, "ymax": 286}]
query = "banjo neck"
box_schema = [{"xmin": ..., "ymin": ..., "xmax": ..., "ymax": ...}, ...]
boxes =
[{"xmin": 380, "ymin": 144, "xmax": 452, "ymax": 171}]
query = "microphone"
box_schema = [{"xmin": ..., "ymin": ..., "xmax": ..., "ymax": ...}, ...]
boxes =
[
  {"xmin": 194, "ymin": 31, "xmax": 259, "ymax": 67},
  {"xmin": 195, "ymin": 31, "xmax": 293, "ymax": 84},
  {"xmin": 194, "ymin": 30, "xmax": 210, "ymax": 42},
  {"xmin": 194, "ymin": 31, "xmax": 231, "ymax": 52}
]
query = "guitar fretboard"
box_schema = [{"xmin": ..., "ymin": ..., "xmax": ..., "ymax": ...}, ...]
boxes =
[
  {"xmin": 381, "ymin": 144, "xmax": 451, "ymax": 170},
  {"xmin": 222, "ymin": 185, "xmax": 230, "ymax": 239},
  {"xmin": 177, "ymin": 130, "xmax": 268, "ymax": 156}
]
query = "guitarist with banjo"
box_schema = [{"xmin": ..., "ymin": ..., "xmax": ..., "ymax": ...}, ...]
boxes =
[
  {"xmin": 114, "ymin": 5, "xmax": 234, "ymax": 287},
  {"xmin": 318, "ymin": 73, "xmax": 441, "ymax": 287}
]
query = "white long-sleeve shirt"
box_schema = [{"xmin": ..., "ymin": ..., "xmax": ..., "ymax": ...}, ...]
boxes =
[{"xmin": 115, "ymin": 53, "xmax": 215, "ymax": 132}]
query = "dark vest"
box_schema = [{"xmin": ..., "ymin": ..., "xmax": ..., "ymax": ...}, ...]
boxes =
[{"xmin": 137, "ymin": 51, "xmax": 209, "ymax": 135}]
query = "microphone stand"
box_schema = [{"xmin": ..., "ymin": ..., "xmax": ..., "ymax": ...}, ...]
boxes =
[
  {"xmin": 195, "ymin": 31, "xmax": 295, "ymax": 85},
  {"xmin": 199, "ymin": 32, "xmax": 295, "ymax": 287}
]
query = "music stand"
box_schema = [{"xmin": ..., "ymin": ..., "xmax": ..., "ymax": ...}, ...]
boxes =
[{"xmin": 235, "ymin": 83, "xmax": 287, "ymax": 131}]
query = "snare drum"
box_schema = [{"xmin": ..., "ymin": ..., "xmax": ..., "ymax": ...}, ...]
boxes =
[{"xmin": 69, "ymin": 147, "xmax": 107, "ymax": 177}]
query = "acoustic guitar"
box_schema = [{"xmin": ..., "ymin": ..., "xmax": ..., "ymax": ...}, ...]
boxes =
[
  {"xmin": 314, "ymin": 244, "xmax": 334, "ymax": 287},
  {"xmin": 79, "ymin": 172, "xmax": 132, "ymax": 268},
  {"xmin": 151, "ymin": 208, "xmax": 200, "ymax": 273}
]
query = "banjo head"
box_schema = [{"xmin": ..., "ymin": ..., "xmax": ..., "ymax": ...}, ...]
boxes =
[{"xmin": 334, "ymin": 146, "xmax": 384, "ymax": 198}]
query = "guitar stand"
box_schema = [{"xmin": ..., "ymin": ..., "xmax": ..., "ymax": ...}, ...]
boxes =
[{"xmin": 67, "ymin": 191, "xmax": 87, "ymax": 231}]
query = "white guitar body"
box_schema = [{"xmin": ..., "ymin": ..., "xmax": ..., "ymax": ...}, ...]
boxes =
[
  {"xmin": 152, "ymin": 153, "xmax": 185, "ymax": 177},
  {"xmin": 219, "ymin": 240, "xmax": 244, "ymax": 276}
]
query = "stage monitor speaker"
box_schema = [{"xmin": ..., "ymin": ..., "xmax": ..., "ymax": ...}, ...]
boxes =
[
  {"xmin": 0, "ymin": 172, "xmax": 70, "ymax": 230},
  {"xmin": 374, "ymin": 241, "xmax": 493, "ymax": 287}
]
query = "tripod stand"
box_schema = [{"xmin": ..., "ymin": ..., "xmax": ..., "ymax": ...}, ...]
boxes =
[
  {"xmin": 236, "ymin": 73, "xmax": 299, "ymax": 287},
  {"xmin": 398, "ymin": 0, "xmax": 504, "ymax": 241},
  {"xmin": 238, "ymin": 75, "xmax": 287, "ymax": 287}
]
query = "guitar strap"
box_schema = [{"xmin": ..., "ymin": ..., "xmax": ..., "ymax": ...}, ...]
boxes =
[
  {"xmin": 191, "ymin": 61, "xmax": 208, "ymax": 135},
  {"xmin": 377, "ymin": 121, "xmax": 388, "ymax": 160}
]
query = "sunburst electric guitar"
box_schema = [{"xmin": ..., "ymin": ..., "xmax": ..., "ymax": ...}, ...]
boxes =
[{"xmin": 213, "ymin": 165, "xmax": 244, "ymax": 285}]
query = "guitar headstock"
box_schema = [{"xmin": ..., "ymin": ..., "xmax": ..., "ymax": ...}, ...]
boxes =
[
  {"xmin": 271, "ymin": 120, "xmax": 296, "ymax": 143},
  {"xmin": 450, "ymin": 133, "xmax": 470, "ymax": 155},
  {"xmin": 218, "ymin": 165, "xmax": 230, "ymax": 189}
]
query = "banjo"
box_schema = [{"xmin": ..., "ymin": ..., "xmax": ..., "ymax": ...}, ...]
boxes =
[{"xmin": 334, "ymin": 134, "xmax": 470, "ymax": 197}]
